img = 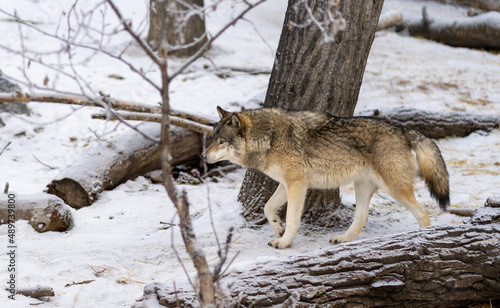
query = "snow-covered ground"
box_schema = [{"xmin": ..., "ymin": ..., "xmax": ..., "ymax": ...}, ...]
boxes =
[{"xmin": 0, "ymin": 0, "xmax": 499, "ymax": 307}]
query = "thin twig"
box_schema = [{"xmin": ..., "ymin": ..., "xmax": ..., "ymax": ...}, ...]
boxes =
[
  {"xmin": 212, "ymin": 226, "xmax": 235, "ymax": 282},
  {"xmin": 0, "ymin": 141, "xmax": 11, "ymax": 156},
  {"xmin": 170, "ymin": 212, "xmax": 200, "ymax": 304},
  {"xmin": 105, "ymin": 0, "xmax": 162, "ymax": 66},
  {"xmin": 0, "ymin": 7, "xmax": 161, "ymax": 92},
  {"xmin": 218, "ymin": 250, "xmax": 240, "ymax": 280},
  {"xmin": 32, "ymin": 154, "xmax": 58, "ymax": 170},
  {"xmin": 169, "ymin": 0, "xmax": 268, "ymax": 81},
  {"xmin": 64, "ymin": 280, "xmax": 95, "ymax": 288}
]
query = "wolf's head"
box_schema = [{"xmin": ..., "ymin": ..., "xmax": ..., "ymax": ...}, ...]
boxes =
[{"xmin": 201, "ymin": 106, "xmax": 248, "ymax": 165}]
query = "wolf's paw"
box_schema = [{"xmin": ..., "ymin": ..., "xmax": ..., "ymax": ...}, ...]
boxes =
[
  {"xmin": 268, "ymin": 238, "xmax": 291, "ymax": 249},
  {"xmin": 270, "ymin": 220, "xmax": 285, "ymax": 238},
  {"xmin": 329, "ymin": 235, "xmax": 350, "ymax": 245},
  {"xmin": 275, "ymin": 225, "xmax": 285, "ymax": 238}
]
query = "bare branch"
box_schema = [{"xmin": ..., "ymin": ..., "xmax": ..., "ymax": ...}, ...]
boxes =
[
  {"xmin": 0, "ymin": 7, "xmax": 161, "ymax": 91},
  {"xmin": 0, "ymin": 92, "xmax": 215, "ymax": 125},
  {"xmin": 212, "ymin": 226, "xmax": 235, "ymax": 282},
  {"xmin": 92, "ymin": 111, "xmax": 213, "ymax": 135},
  {"xmin": 169, "ymin": 0, "xmax": 268, "ymax": 81},
  {"xmin": 170, "ymin": 213, "xmax": 200, "ymax": 303},
  {"xmin": 105, "ymin": 0, "xmax": 163, "ymax": 66}
]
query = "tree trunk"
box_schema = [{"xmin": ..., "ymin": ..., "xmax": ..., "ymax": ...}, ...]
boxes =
[
  {"xmin": 0, "ymin": 71, "xmax": 29, "ymax": 127},
  {"xmin": 359, "ymin": 106, "xmax": 500, "ymax": 139},
  {"xmin": 137, "ymin": 206, "xmax": 500, "ymax": 307},
  {"xmin": 47, "ymin": 124, "xmax": 202, "ymax": 209},
  {"xmin": 148, "ymin": 0, "xmax": 208, "ymax": 57},
  {"xmin": 0, "ymin": 194, "xmax": 71, "ymax": 232},
  {"xmin": 238, "ymin": 0, "xmax": 384, "ymax": 228}
]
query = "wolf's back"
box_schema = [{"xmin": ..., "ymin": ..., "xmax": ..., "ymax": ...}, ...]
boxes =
[{"xmin": 405, "ymin": 129, "xmax": 450, "ymax": 210}]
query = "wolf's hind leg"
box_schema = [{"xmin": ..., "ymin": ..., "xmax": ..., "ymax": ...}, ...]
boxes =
[
  {"xmin": 268, "ymin": 181, "xmax": 307, "ymax": 249},
  {"xmin": 264, "ymin": 183, "xmax": 287, "ymax": 237},
  {"xmin": 389, "ymin": 186, "xmax": 430, "ymax": 228},
  {"xmin": 330, "ymin": 180, "xmax": 377, "ymax": 244}
]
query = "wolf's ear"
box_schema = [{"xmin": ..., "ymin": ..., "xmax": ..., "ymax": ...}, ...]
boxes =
[
  {"xmin": 217, "ymin": 106, "xmax": 228, "ymax": 120},
  {"xmin": 230, "ymin": 114, "xmax": 248, "ymax": 134},
  {"xmin": 230, "ymin": 114, "xmax": 241, "ymax": 128}
]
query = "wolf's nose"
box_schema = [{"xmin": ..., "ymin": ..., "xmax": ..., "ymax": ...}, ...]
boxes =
[{"xmin": 200, "ymin": 153, "xmax": 206, "ymax": 161}]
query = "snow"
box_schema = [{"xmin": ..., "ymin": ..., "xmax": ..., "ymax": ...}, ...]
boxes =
[{"xmin": 0, "ymin": 0, "xmax": 499, "ymax": 307}]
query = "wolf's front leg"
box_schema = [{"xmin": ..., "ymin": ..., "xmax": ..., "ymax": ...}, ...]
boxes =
[
  {"xmin": 268, "ymin": 182, "xmax": 307, "ymax": 249},
  {"xmin": 264, "ymin": 183, "xmax": 287, "ymax": 237}
]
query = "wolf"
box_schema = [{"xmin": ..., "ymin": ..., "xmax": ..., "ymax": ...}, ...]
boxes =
[{"xmin": 202, "ymin": 106, "xmax": 450, "ymax": 249}]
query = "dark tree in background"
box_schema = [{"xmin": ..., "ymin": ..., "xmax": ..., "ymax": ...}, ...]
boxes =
[
  {"xmin": 238, "ymin": 0, "xmax": 384, "ymax": 229},
  {"xmin": 148, "ymin": 0, "xmax": 207, "ymax": 56}
]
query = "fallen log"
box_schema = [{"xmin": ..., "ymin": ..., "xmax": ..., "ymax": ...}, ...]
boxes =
[
  {"xmin": 485, "ymin": 196, "xmax": 500, "ymax": 208},
  {"xmin": 136, "ymin": 206, "xmax": 500, "ymax": 307},
  {"xmin": 396, "ymin": 7, "xmax": 500, "ymax": 50},
  {"xmin": 47, "ymin": 123, "xmax": 203, "ymax": 209},
  {"xmin": 377, "ymin": 10, "xmax": 403, "ymax": 31},
  {"xmin": 0, "ymin": 194, "xmax": 71, "ymax": 232},
  {"xmin": 432, "ymin": 0, "xmax": 500, "ymax": 12},
  {"xmin": 358, "ymin": 106, "xmax": 500, "ymax": 139}
]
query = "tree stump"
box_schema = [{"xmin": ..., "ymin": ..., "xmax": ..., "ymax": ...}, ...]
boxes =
[
  {"xmin": 136, "ymin": 205, "xmax": 500, "ymax": 307},
  {"xmin": 47, "ymin": 124, "xmax": 202, "ymax": 208}
]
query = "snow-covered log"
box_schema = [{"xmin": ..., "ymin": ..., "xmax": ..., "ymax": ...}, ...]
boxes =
[
  {"xmin": 358, "ymin": 106, "xmax": 500, "ymax": 139},
  {"xmin": 47, "ymin": 123, "xmax": 203, "ymax": 209},
  {"xmin": 135, "ymin": 206, "xmax": 500, "ymax": 307},
  {"xmin": 377, "ymin": 10, "xmax": 403, "ymax": 31},
  {"xmin": 433, "ymin": 0, "xmax": 500, "ymax": 12},
  {"xmin": 0, "ymin": 194, "xmax": 71, "ymax": 232},
  {"xmin": 396, "ymin": 8, "xmax": 500, "ymax": 50},
  {"xmin": 486, "ymin": 196, "xmax": 500, "ymax": 208}
]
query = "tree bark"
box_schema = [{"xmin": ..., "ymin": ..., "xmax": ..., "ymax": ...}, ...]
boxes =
[
  {"xmin": 0, "ymin": 71, "xmax": 29, "ymax": 127},
  {"xmin": 148, "ymin": 0, "xmax": 208, "ymax": 57},
  {"xmin": 359, "ymin": 106, "xmax": 500, "ymax": 139},
  {"xmin": 47, "ymin": 124, "xmax": 202, "ymax": 209},
  {"xmin": 238, "ymin": 0, "xmax": 384, "ymax": 227},
  {"xmin": 396, "ymin": 8, "xmax": 500, "ymax": 50},
  {"xmin": 0, "ymin": 194, "xmax": 71, "ymax": 232},
  {"xmin": 137, "ymin": 206, "xmax": 500, "ymax": 307}
]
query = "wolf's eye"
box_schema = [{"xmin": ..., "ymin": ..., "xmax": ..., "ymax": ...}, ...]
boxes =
[{"xmin": 219, "ymin": 139, "xmax": 226, "ymax": 145}]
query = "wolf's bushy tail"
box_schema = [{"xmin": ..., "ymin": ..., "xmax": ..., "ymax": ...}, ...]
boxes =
[{"xmin": 406, "ymin": 129, "xmax": 450, "ymax": 210}]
